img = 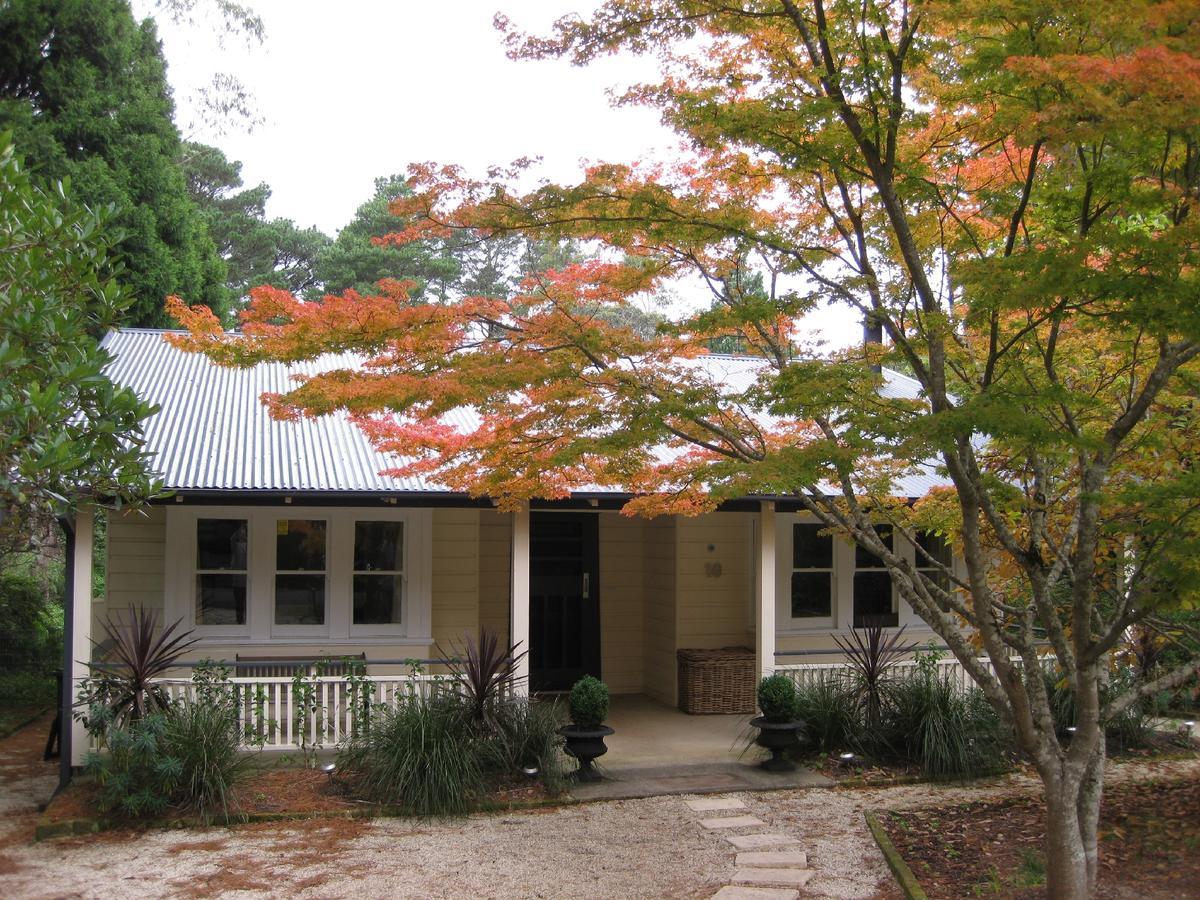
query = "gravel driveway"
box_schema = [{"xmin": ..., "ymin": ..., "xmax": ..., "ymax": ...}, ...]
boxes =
[{"xmin": 2, "ymin": 716, "xmax": 1194, "ymax": 900}]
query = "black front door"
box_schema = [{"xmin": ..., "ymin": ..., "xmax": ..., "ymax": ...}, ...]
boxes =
[{"xmin": 529, "ymin": 513, "xmax": 600, "ymax": 692}]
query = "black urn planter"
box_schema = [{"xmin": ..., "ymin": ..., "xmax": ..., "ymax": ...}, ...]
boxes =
[
  {"xmin": 749, "ymin": 716, "xmax": 804, "ymax": 772},
  {"xmin": 559, "ymin": 724, "xmax": 615, "ymax": 782}
]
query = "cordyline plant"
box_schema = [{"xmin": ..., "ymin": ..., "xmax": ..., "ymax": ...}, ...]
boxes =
[
  {"xmin": 440, "ymin": 629, "xmax": 528, "ymax": 730},
  {"xmin": 834, "ymin": 623, "xmax": 918, "ymax": 732},
  {"xmin": 86, "ymin": 606, "xmax": 199, "ymax": 725},
  {"xmin": 167, "ymin": 2, "xmax": 1200, "ymax": 896}
]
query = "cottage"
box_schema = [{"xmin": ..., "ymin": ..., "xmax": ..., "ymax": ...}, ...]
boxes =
[{"xmin": 62, "ymin": 328, "xmax": 958, "ymax": 766}]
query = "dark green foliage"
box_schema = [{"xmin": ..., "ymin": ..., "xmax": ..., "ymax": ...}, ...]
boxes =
[
  {"xmin": 181, "ymin": 142, "xmax": 330, "ymax": 303},
  {"xmin": 84, "ymin": 668, "xmax": 248, "ymax": 822},
  {"xmin": 792, "ymin": 677, "xmax": 859, "ymax": 754},
  {"xmin": 312, "ymin": 173, "xmax": 585, "ymax": 304},
  {"xmin": 0, "ymin": 557, "xmax": 62, "ymax": 674},
  {"xmin": 338, "ymin": 692, "xmax": 566, "ymax": 816},
  {"xmin": 483, "ymin": 697, "xmax": 567, "ymax": 794},
  {"xmin": 757, "ymin": 674, "xmax": 799, "ymax": 723},
  {"xmin": 568, "ymin": 675, "xmax": 609, "ymax": 728},
  {"xmin": 85, "ymin": 709, "xmax": 182, "ymax": 817},
  {"xmin": 337, "ymin": 694, "xmax": 485, "ymax": 817},
  {"xmin": 82, "ymin": 607, "xmax": 198, "ymax": 725},
  {"xmin": 1042, "ymin": 667, "xmax": 1153, "ymax": 752},
  {"xmin": 0, "ymin": 0, "xmax": 227, "ymax": 325},
  {"xmin": 161, "ymin": 674, "xmax": 250, "ymax": 823},
  {"xmin": 441, "ymin": 629, "xmax": 527, "ymax": 728},
  {"xmin": 314, "ymin": 174, "xmax": 461, "ymax": 300},
  {"xmin": 0, "ymin": 142, "xmax": 160, "ymax": 520},
  {"xmin": 880, "ymin": 673, "xmax": 1010, "ymax": 780}
]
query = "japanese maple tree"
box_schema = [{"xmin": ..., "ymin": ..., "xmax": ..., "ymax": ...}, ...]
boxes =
[{"xmin": 169, "ymin": 2, "xmax": 1200, "ymax": 895}]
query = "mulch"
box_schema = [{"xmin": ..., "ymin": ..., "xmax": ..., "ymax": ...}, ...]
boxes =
[{"xmin": 880, "ymin": 777, "xmax": 1200, "ymax": 899}]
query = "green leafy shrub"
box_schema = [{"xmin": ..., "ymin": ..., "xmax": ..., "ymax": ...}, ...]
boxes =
[
  {"xmin": 757, "ymin": 674, "xmax": 799, "ymax": 723},
  {"xmin": 161, "ymin": 668, "xmax": 250, "ymax": 822},
  {"xmin": 881, "ymin": 672, "xmax": 1009, "ymax": 780},
  {"xmin": 484, "ymin": 698, "xmax": 568, "ymax": 795},
  {"xmin": 1042, "ymin": 667, "xmax": 1153, "ymax": 751},
  {"xmin": 337, "ymin": 695, "xmax": 485, "ymax": 817},
  {"xmin": 793, "ymin": 677, "xmax": 859, "ymax": 753},
  {"xmin": 0, "ymin": 560, "xmax": 63, "ymax": 675},
  {"xmin": 568, "ymin": 675, "xmax": 609, "ymax": 728},
  {"xmin": 84, "ymin": 710, "xmax": 182, "ymax": 817}
]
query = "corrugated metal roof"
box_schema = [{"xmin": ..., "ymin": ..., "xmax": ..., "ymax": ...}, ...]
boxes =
[{"xmin": 101, "ymin": 329, "xmax": 949, "ymax": 497}]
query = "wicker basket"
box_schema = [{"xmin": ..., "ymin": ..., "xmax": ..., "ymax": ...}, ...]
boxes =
[{"xmin": 676, "ymin": 646, "xmax": 756, "ymax": 715}]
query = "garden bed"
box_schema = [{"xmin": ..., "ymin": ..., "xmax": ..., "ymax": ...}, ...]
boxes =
[
  {"xmin": 37, "ymin": 762, "xmax": 558, "ymax": 839},
  {"xmin": 877, "ymin": 776, "xmax": 1200, "ymax": 898}
]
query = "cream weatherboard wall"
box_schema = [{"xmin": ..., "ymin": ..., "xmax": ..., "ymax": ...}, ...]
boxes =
[
  {"xmin": 597, "ymin": 513, "xmax": 646, "ymax": 695},
  {"xmin": 99, "ymin": 505, "xmax": 484, "ymax": 673},
  {"xmin": 642, "ymin": 516, "xmax": 678, "ymax": 705}
]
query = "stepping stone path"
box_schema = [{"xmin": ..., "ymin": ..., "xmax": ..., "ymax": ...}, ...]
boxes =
[{"xmin": 683, "ymin": 795, "xmax": 815, "ymax": 898}]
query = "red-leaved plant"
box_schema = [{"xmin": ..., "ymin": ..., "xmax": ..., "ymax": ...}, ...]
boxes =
[
  {"xmin": 89, "ymin": 606, "xmax": 199, "ymax": 723},
  {"xmin": 440, "ymin": 629, "xmax": 528, "ymax": 729}
]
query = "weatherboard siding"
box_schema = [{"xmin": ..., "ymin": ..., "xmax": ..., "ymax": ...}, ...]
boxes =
[{"xmin": 642, "ymin": 516, "xmax": 678, "ymax": 705}]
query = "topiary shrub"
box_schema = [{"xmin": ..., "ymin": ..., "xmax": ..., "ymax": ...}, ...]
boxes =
[
  {"xmin": 757, "ymin": 674, "xmax": 800, "ymax": 723},
  {"xmin": 568, "ymin": 675, "xmax": 609, "ymax": 728}
]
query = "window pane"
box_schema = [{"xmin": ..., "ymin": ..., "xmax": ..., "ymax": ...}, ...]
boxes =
[
  {"xmin": 197, "ymin": 574, "xmax": 246, "ymax": 625},
  {"xmin": 853, "ymin": 571, "xmax": 896, "ymax": 627},
  {"xmin": 791, "ymin": 571, "xmax": 832, "ymax": 618},
  {"xmin": 793, "ymin": 524, "xmax": 832, "ymax": 569},
  {"xmin": 276, "ymin": 520, "xmax": 326, "ymax": 571},
  {"xmin": 354, "ymin": 521, "xmax": 403, "ymax": 571},
  {"xmin": 275, "ymin": 574, "xmax": 326, "ymax": 625},
  {"xmin": 353, "ymin": 574, "xmax": 403, "ymax": 625},
  {"xmin": 855, "ymin": 525, "xmax": 893, "ymax": 568},
  {"xmin": 916, "ymin": 531, "xmax": 951, "ymax": 568},
  {"xmin": 197, "ymin": 519, "xmax": 247, "ymax": 570}
]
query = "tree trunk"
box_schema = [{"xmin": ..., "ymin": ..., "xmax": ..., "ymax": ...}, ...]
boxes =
[
  {"xmin": 1044, "ymin": 780, "xmax": 1090, "ymax": 899},
  {"xmin": 1041, "ymin": 759, "xmax": 1103, "ymax": 899}
]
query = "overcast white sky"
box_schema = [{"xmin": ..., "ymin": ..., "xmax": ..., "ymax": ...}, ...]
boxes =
[{"xmin": 141, "ymin": 0, "xmax": 860, "ymax": 348}]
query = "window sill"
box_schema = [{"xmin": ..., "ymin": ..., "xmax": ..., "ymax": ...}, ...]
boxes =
[{"xmin": 187, "ymin": 635, "xmax": 435, "ymax": 647}]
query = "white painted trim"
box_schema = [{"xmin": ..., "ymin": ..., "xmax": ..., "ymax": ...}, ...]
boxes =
[
  {"xmin": 70, "ymin": 507, "xmax": 93, "ymax": 767},
  {"xmin": 165, "ymin": 506, "xmax": 433, "ymax": 644},
  {"xmin": 775, "ymin": 512, "xmax": 838, "ymax": 630},
  {"xmin": 756, "ymin": 501, "xmax": 776, "ymax": 679},
  {"xmin": 510, "ymin": 505, "xmax": 530, "ymax": 696}
]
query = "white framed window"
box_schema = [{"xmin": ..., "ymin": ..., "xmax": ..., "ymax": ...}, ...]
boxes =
[
  {"xmin": 273, "ymin": 518, "xmax": 328, "ymax": 634},
  {"xmin": 776, "ymin": 514, "xmax": 839, "ymax": 630},
  {"xmin": 853, "ymin": 525, "xmax": 898, "ymax": 628},
  {"xmin": 165, "ymin": 506, "xmax": 432, "ymax": 644},
  {"xmin": 194, "ymin": 517, "xmax": 250, "ymax": 636},
  {"xmin": 349, "ymin": 518, "xmax": 409, "ymax": 637}
]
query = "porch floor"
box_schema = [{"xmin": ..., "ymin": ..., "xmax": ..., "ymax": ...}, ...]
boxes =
[{"xmin": 567, "ymin": 694, "xmax": 831, "ymax": 801}]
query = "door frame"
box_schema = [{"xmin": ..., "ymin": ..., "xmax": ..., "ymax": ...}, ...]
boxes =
[{"xmin": 525, "ymin": 511, "xmax": 601, "ymax": 692}]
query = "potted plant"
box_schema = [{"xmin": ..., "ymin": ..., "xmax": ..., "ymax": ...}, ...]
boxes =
[
  {"xmin": 558, "ymin": 675, "xmax": 614, "ymax": 782},
  {"xmin": 749, "ymin": 674, "xmax": 805, "ymax": 772}
]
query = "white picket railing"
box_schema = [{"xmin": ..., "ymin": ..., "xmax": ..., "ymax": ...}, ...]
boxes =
[
  {"xmin": 153, "ymin": 673, "xmax": 456, "ymax": 751},
  {"xmin": 775, "ymin": 655, "xmax": 1052, "ymax": 693}
]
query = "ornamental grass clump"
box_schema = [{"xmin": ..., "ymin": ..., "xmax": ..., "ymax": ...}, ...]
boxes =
[
  {"xmin": 337, "ymin": 694, "xmax": 486, "ymax": 817},
  {"xmin": 793, "ymin": 676, "xmax": 858, "ymax": 754},
  {"xmin": 881, "ymin": 671, "xmax": 1010, "ymax": 781}
]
